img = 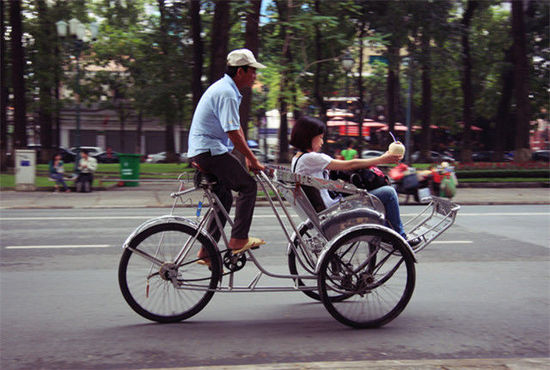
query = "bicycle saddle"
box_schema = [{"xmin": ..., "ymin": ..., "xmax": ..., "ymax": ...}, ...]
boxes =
[{"xmin": 191, "ymin": 161, "xmax": 218, "ymax": 188}]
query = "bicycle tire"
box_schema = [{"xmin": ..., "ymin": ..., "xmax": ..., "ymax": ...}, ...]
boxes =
[
  {"xmin": 119, "ymin": 222, "xmax": 221, "ymax": 323},
  {"xmin": 318, "ymin": 227, "xmax": 415, "ymax": 328}
]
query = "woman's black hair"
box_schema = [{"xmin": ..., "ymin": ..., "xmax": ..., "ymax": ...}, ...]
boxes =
[
  {"xmin": 226, "ymin": 65, "xmax": 250, "ymax": 78},
  {"xmin": 289, "ymin": 116, "xmax": 326, "ymax": 152}
]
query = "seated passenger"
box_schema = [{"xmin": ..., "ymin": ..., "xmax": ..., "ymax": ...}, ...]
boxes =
[{"xmin": 289, "ymin": 116, "xmax": 420, "ymax": 247}]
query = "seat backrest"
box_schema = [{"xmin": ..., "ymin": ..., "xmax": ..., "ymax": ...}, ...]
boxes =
[
  {"xmin": 277, "ymin": 184, "xmax": 323, "ymax": 232},
  {"xmin": 301, "ymin": 185, "xmax": 326, "ymax": 213}
]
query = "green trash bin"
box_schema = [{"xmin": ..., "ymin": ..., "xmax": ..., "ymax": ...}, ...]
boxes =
[{"xmin": 117, "ymin": 153, "xmax": 141, "ymax": 187}]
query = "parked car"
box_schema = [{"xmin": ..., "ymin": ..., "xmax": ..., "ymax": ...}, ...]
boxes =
[
  {"xmin": 532, "ymin": 149, "xmax": 549, "ymax": 162},
  {"xmin": 410, "ymin": 151, "xmax": 455, "ymax": 163},
  {"xmin": 24, "ymin": 144, "xmax": 76, "ymax": 163},
  {"xmin": 361, "ymin": 150, "xmax": 384, "ymax": 159},
  {"xmin": 146, "ymin": 151, "xmax": 187, "ymax": 163},
  {"xmin": 94, "ymin": 150, "xmax": 119, "ymax": 163},
  {"xmin": 58, "ymin": 147, "xmax": 76, "ymax": 163},
  {"xmin": 146, "ymin": 152, "xmax": 167, "ymax": 163},
  {"xmin": 69, "ymin": 146, "xmax": 103, "ymax": 157}
]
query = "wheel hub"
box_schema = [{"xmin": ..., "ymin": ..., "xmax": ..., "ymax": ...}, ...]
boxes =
[{"xmin": 159, "ymin": 262, "xmax": 178, "ymax": 281}]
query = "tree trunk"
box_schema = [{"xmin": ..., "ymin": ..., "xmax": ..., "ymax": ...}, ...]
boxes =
[
  {"xmin": 209, "ymin": 0, "xmax": 231, "ymax": 84},
  {"xmin": 10, "ymin": 0, "xmax": 27, "ymax": 149},
  {"xmin": 189, "ymin": 0, "xmax": 203, "ymax": 111},
  {"xmin": 313, "ymin": 0, "xmax": 327, "ymax": 122},
  {"xmin": 1, "ymin": 0, "xmax": 8, "ymax": 169},
  {"xmin": 460, "ymin": 0, "xmax": 478, "ymax": 163},
  {"xmin": 55, "ymin": 45, "xmax": 61, "ymax": 149},
  {"xmin": 240, "ymin": 0, "xmax": 262, "ymax": 139},
  {"xmin": 36, "ymin": 0, "xmax": 55, "ymax": 162},
  {"xmin": 420, "ymin": 31, "xmax": 432, "ymax": 162},
  {"xmin": 157, "ymin": 0, "xmax": 176, "ymax": 159},
  {"xmin": 386, "ymin": 44, "xmax": 400, "ymax": 146},
  {"xmin": 118, "ymin": 102, "xmax": 125, "ymax": 152},
  {"xmin": 275, "ymin": 0, "xmax": 292, "ymax": 163},
  {"xmin": 511, "ymin": 0, "xmax": 531, "ymax": 162},
  {"xmin": 493, "ymin": 47, "xmax": 514, "ymax": 161},
  {"xmin": 136, "ymin": 110, "xmax": 143, "ymax": 155},
  {"xmin": 164, "ymin": 121, "xmax": 176, "ymax": 157},
  {"xmin": 356, "ymin": 20, "xmax": 366, "ymax": 157}
]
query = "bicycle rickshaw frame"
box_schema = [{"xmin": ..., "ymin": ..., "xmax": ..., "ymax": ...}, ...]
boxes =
[{"xmin": 118, "ymin": 164, "xmax": 460, "ymax": 328}]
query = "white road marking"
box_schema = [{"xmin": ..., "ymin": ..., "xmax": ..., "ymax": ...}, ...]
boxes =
[
  {"xmin": 4, "ymin": 244, "xmax": 111, "ymax": 249},
  {"xmin": 1, "ymin": 212, "xmax": 548, "ymax": 222},
  {"xmin": 431, "ymin": 240, "xmax": 473, "ymax": 244},
  {"xmin": 0, "ymin": 216, "xmax": 150, "ymax": 221},
  {"xmin": 4, "ymin": 241, "xmax": 474, "ymax": 250}
]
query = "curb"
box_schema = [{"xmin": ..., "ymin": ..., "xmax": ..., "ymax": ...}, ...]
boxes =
[
  {"xmin": 152, "ymin": 357, "xmax": 550, "ymax": 370},
  {"xmin": 458, "ymin": 182, "xmax": 550, "ymax": 188}
]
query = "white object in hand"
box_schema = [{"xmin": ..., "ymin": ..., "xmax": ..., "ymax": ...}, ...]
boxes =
[{"xmin": 388, "ymin": 141, "xmax": 405, "ymax": 157}]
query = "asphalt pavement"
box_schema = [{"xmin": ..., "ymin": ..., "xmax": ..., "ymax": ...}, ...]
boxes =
[
  {"xmin": 1, "ymin": 182, "xmax": 549, "ymax": 369},
  {"xmin": 1, "ymin": 181, "xmax": 549, "ymax": 209}
]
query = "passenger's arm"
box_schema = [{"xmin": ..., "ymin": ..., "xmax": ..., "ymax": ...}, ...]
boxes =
[{"xmin": 326, "ymin": 152, "xmax": 402, "ymax": 171}]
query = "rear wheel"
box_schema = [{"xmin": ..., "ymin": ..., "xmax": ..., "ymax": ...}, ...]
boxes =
[
  {"xmin": 119, "ymin": 222, "xmax": 221, "ymax": 323},
  {"xmin": 318, "ymin": 227, "xmax": 415, "ymax": 328}
]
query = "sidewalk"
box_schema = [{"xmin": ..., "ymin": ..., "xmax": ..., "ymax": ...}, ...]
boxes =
[
  {"xmin": 166, "ymin": 357, "xmax": 549, "ymax": 370},
  {"xmin": 1, "ymin": 181, "xmax": 549, "ymax": 209}
]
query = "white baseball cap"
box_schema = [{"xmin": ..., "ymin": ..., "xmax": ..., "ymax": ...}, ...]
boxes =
[{"xmin": 227, "ymin": 48, "xmax": 266, "ymax": 69}]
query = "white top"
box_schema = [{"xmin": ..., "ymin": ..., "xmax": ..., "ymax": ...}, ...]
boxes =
[
  {"xmin": 78, "ymin": 156, "xmax": 97, "ymax": 173},
  {"xmin": 291, "ymin": 152, "xmax": 339, "ymax": 208}
]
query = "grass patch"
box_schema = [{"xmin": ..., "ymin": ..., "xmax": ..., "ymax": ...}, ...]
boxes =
[
  {"xmin": 1, "ymin": 161, "xmax": 547, "ymax": 190},
  {"xmin": 1, "ymin": 162, "xmax": 192, "ymax": 190}
]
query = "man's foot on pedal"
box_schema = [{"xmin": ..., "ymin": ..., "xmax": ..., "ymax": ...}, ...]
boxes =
[{"xmin": 230, "ymin": 237, "xmax": 266, "ymax": 255}]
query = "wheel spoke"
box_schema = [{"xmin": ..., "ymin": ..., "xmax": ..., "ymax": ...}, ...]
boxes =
[
  {"xmin": 318, "ymin": 228, "xmax": 415, "ymax": 328},
  {"xmin": 119, "ymin": 223, "xmax": 220, "ymax": 323}
]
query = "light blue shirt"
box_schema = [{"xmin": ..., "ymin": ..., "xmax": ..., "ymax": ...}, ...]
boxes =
[{"xmin": 188, "ymin": 74, "xmax": 242, "ymax": 157}]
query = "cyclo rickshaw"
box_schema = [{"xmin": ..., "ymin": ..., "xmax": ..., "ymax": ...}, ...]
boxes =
[{"xmin": 118, "ymin": 164, "xmax": 460, "ymax": 328}]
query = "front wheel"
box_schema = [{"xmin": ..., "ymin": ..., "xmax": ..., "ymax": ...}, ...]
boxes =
[
  {"xmin": 318, "ymin": 227, "xmax": 415, "ymax": 328},
  {"xmin": 118, "ymin": 222, "xmax": 221, "ymax": 323}
]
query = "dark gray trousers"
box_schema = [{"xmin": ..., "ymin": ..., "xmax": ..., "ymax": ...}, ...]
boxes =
[{"xmin": 191, "ymin": 152, "xmax": 257, "ymax": 241}]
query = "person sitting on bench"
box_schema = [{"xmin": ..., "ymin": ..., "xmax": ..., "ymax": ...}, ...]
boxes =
[
  {"xmin": 76, "ymin": 150, "xmax": 97, "ymax": 193},
  {"xmin": 49, "ymin": 153, "xmax": 70, "ymax": 192}
]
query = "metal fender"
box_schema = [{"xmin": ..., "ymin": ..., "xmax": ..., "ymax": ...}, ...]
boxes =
[
  {"xmin": 286, "ymin": 220, "xmax": 311, "ymax": 256},
  {"xmin": 122, "ymin": 215, "xmax": 217, "ymax": 252},
  {"xmin": 315, "ymin": 223, "xmax": 417, "ymax": 273}
]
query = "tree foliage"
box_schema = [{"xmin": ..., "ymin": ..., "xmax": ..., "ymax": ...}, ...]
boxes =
[{"xmin": 2, "ymin": 0, "xmax": 546, "ymax": 164}]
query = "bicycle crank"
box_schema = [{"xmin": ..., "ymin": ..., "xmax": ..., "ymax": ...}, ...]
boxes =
[{"xmin": 223, "ymin": 250, "xmax": 247, "ymax": 272}]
